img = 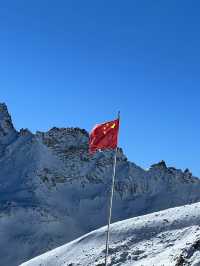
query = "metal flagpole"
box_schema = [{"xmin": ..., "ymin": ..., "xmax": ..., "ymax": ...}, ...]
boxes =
[{"xmin": 105, "ymin": 111, "xmax": 120, "ymax": 266}]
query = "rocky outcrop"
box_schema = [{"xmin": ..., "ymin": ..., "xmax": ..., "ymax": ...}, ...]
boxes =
[{"xmin": 0, "ymin": 103, "xmax": 17, "ymax": 145}]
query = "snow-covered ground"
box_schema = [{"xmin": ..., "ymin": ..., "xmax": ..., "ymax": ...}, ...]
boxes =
[{"xmin": 21, "ymin": 202, "xmax": 200, "ymax": 266}]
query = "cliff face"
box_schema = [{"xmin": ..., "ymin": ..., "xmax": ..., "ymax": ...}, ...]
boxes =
[{"xmin": 0, "ymin": 103, "xmax": 200, "ymax": 266}]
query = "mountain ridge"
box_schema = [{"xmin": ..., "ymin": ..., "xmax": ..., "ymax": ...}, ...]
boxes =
[{"xmin": 0, "ymin": 103, "xmax": 200, "ymax": 266}]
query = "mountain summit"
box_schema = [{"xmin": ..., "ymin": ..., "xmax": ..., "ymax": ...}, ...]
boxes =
[
  {"xmin": 0, "ymin": 103, "xmax": 200, "ymax": 266},
  {"xmin": 0, "ymin": 103, "xmax": 17, "ymax": 145}
]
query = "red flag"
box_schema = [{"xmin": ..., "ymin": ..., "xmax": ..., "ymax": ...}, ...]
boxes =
[{"xmin": 89, "ymin": 119, "xmax": 119, "ymax": 153}]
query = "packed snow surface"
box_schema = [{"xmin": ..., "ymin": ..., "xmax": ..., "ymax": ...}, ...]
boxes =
[{"xmin": 21, "ymin": 202, "xmax": 200, "ymax": 266}]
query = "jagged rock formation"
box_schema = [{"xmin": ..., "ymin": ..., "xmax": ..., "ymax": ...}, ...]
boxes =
[{"xmin": 0, "ymin": 103, "xmax": 200, "ymax": 266}]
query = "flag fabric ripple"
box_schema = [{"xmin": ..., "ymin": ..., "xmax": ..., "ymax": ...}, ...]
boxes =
[{"xmin": 89, "ymin": 119, "xmax": 119, "ymax": 153}]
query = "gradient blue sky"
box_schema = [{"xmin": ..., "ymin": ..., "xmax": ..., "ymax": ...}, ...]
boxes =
[{"xmin": 1, "ymin": 1, "xmax": 200, "ymax": 175}]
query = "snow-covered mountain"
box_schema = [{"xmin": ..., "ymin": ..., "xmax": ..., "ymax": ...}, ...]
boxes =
[
  {"xmin": 1, "ymin": 103, "xmax": 200, "ymax": 266},
  {"xmin": 21, "ymin": 201, "xmax": 200, "ymax": 266}
]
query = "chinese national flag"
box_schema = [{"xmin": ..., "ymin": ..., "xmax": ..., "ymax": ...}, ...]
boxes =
[{"xmin": 89, "ymin": 119, "xmax": 119, "ymax": 153}]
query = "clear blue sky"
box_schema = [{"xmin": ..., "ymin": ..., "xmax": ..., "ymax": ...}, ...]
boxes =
[{"xmin": 1, "ymin": 1, "xmax": 200, "ymax": 176}]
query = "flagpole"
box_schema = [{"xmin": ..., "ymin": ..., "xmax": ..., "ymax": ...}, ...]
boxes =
[{"xmin": 105, "ymin": 111, "xmax": 120, "ymax": 266}]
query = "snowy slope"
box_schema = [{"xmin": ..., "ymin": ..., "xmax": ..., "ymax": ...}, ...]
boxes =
[
  {"xmin": 21, "ymin": 202, "xmax": 200, "ymax": 266},
  {"xmin": 1, "ymin": 103, "xmax": 200, "ymax": 265}
]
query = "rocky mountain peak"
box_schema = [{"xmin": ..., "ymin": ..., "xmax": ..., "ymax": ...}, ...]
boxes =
[
  {"xmin": 36, "ymin": 127, "xmax": 89, "ymax": 154},
  {"xmin": 0, "ymin": 102, "xmax": 7, "ymax": 111},
  {"xmin": 150, "ymin": 160, "xmax": 167, "ymax": 170},
  {"xmin": 0, "ymin": 103, "xmax": 17, "ymax": 144}
]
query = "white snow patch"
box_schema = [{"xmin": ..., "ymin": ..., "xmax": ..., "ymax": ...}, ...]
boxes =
[{"xmin": 21, "ymin": 202, "xmax": 200, "ymax": 266}]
